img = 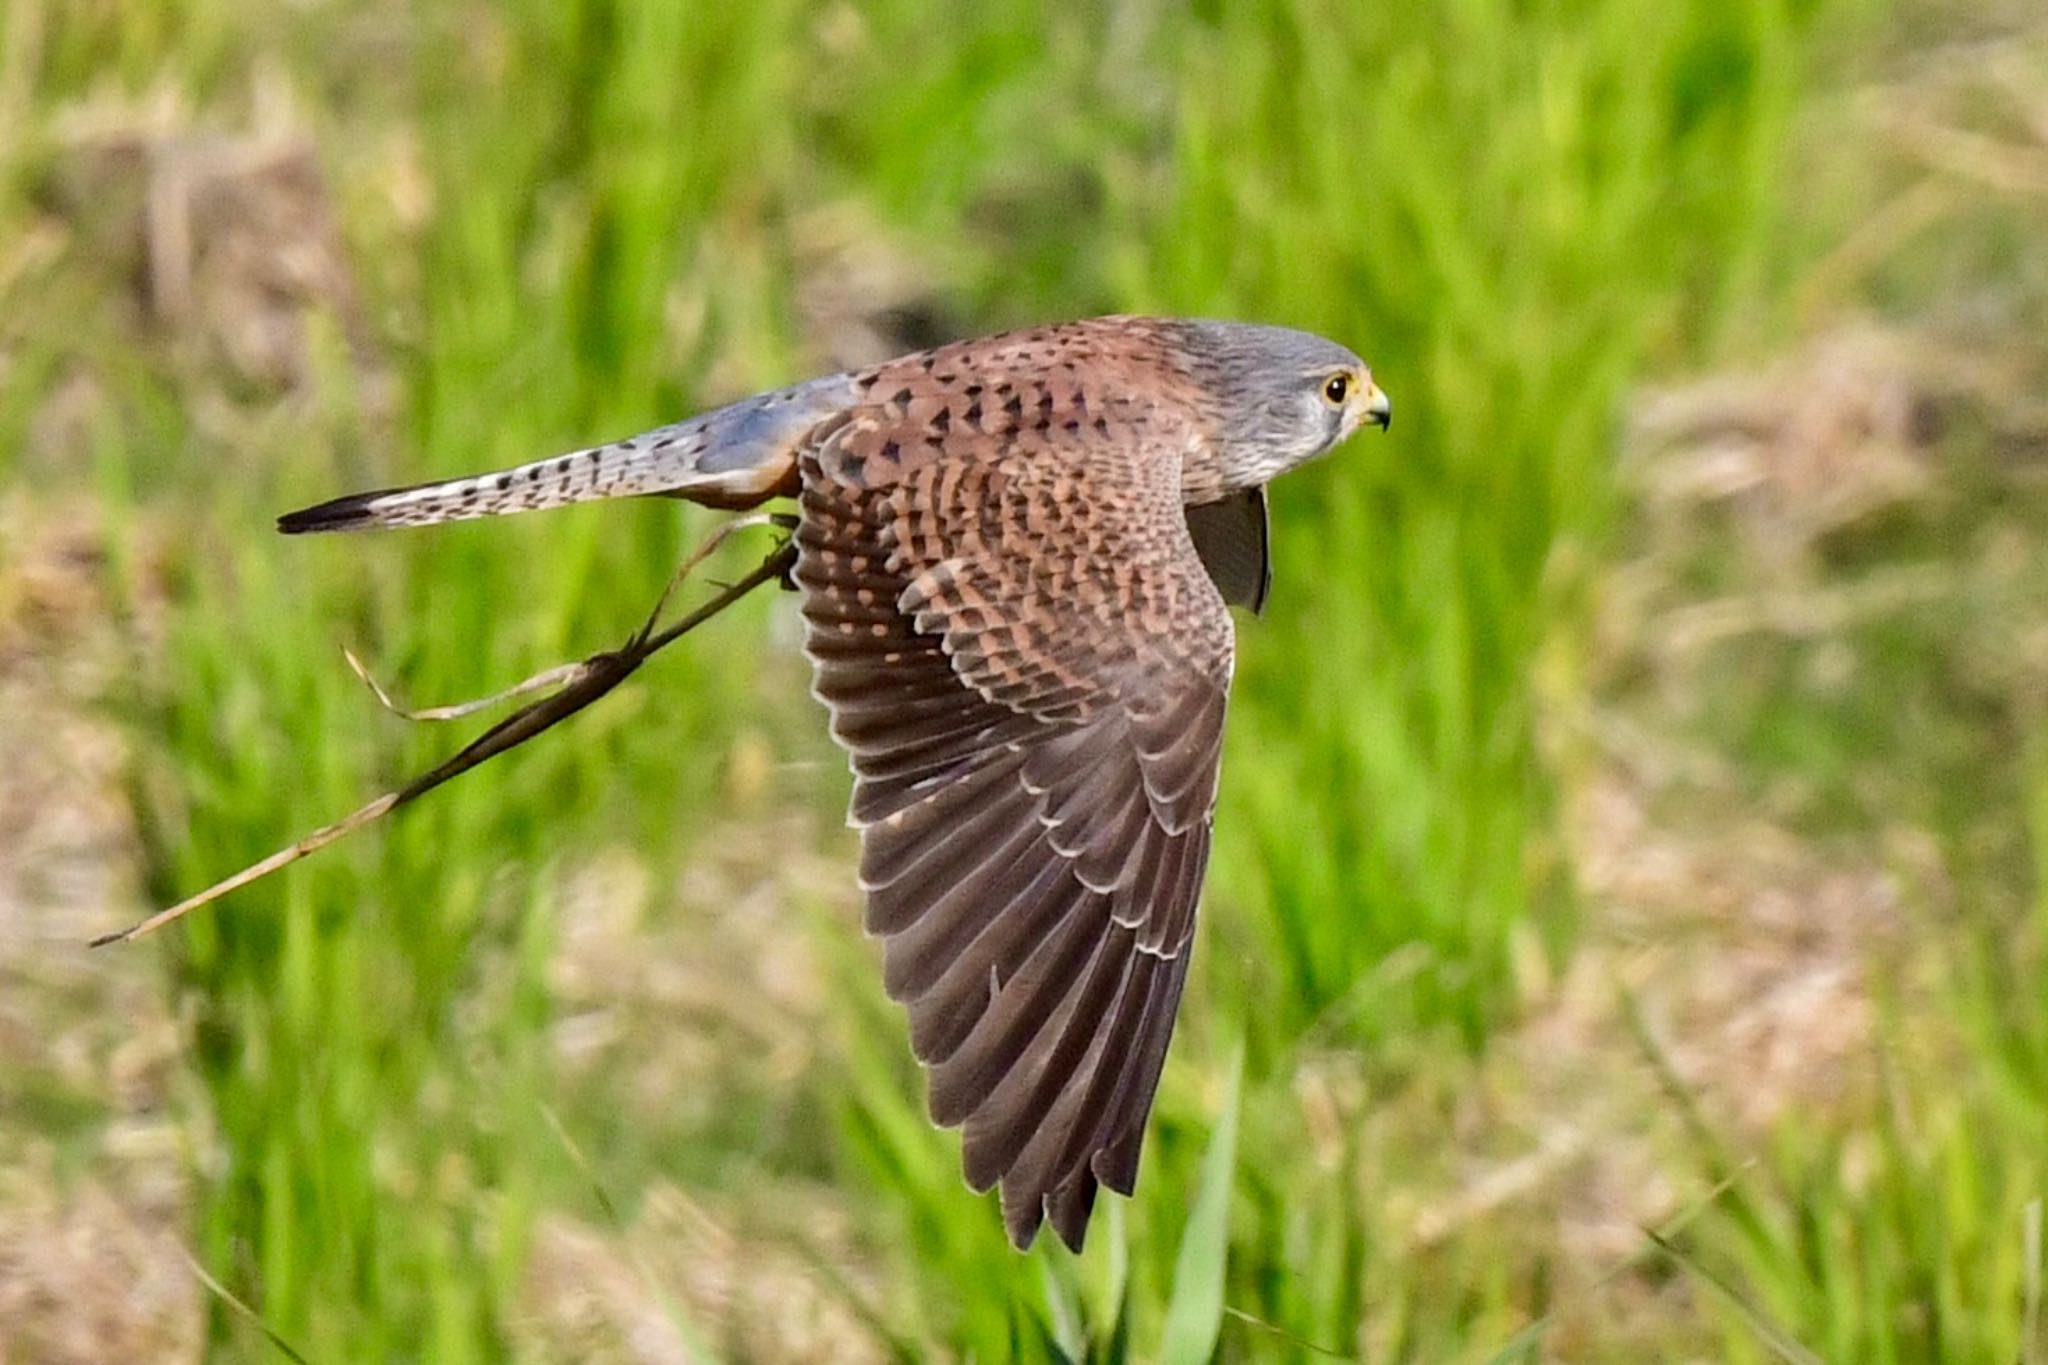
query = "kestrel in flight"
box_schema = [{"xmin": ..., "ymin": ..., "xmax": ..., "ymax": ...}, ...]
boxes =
[{"xmin": 280, "ymin": 316, "xmax": 1391, "ymax": 1250}]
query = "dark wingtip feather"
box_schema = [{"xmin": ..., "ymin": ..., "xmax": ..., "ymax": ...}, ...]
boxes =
[
  {"xmin": 1047, "ymin": 1176, "xmax": 1097, "ymax": 1252},
  {"xmin": 1002, "ymin": 1183, "xmax": 1049, "ymax": 1251},
  {"xmin": 999, "ymin": 1176, "xmax": 1095, "ymax": 1252},
  {"xmin": 276, "ymin": 489, "xmax": 389, "ymax": 534}
]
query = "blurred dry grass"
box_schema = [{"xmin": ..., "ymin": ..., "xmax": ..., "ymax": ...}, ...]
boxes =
[
  {"xmin": 0, "ymin": 91, "xmax": 374, "ymax": 1357},
  {"xmin": 0, "ymin": 500, "xmax": 191, "ymax": 1362}
]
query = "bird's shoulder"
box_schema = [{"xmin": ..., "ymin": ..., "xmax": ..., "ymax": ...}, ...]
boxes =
[{"xmin": 805, "ymin": 317, "xmax": 1213, "ymax": 492}]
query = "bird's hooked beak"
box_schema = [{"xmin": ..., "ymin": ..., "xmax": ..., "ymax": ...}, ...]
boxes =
[{"xmin": 1361, "ymin": 379, "xmax": 1392, "ymax": 431}]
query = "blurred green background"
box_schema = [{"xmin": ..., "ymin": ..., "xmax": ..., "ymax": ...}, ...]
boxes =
[{"xmin": 4, "ymin": 0, "xmax": 2047, "ymax": 1359}]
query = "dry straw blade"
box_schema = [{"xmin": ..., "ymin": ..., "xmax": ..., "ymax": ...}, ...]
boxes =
[{"xmin": 91, "ymin": 529, "xmax": 798, "ymax": 948}]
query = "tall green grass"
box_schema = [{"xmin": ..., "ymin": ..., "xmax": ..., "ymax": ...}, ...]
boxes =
[{"xmin": 15, "ymin": 0, "xmax": 2048, "ymax": 1360}]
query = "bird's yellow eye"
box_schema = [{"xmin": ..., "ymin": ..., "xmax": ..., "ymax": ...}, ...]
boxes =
[{"xmin": 1322, "ymin": 372, "xmax": 1351, "ymax": 405}]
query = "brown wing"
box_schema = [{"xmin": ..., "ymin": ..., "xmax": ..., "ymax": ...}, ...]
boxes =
[
  {"xmin": 1185, "ymin": 487, "xmax": 1272, "ymax": 614},
  {"xmin": 791, "ymin": 323, "xmax": 1233, "ymax": 1250}
]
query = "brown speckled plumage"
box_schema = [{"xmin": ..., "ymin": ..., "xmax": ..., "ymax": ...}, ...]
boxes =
[{"xmin": 278, "ymin": 315, "xmax": 1390, "ymax": 1250}]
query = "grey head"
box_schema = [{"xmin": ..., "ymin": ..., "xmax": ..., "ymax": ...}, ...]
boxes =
[{"xmin": 1175, "ymin": 319, "xmax": 1391, "ymax": 492}]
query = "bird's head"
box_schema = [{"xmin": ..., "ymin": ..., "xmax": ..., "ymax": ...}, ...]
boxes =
[{"xmin": 1179, "ymin": 320, "xmax": 1390, "ymax": 492}]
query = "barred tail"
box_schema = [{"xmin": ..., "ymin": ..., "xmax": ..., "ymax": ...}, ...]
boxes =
[{"xmin": 278, "ymin": 373, "xmax": 857, "ymax": 534}]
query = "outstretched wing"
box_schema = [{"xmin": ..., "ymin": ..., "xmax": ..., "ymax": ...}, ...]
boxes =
[{"xmin": 792, "ymin": 333, "xmax": 1232, "ymax": 1250}]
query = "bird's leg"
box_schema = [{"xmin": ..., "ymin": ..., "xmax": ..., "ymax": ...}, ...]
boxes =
[
  {"xmin": 766, "ymin": 512, "xmax": 801, "ymax": 591},
  {"xmin": 629, "ymin": 512, "xmax": 792, "ymax": 649}
]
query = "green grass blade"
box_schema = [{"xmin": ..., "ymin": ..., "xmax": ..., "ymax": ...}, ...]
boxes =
[
  {"xmin": 1040, "ymin": 1256, "xmax": 1087, "ymax": 1364},
  {"xmin": 2025, "ymin": 1199, "xmax": 2043, "ymax": 1365},
  {"xmin": 1160, "ymin": 1045, "xmax": 1244, "ymax": 1365},
  {"xmin": 1647, "ymin": 1228, "xmax": 1825, "ymax": 1365}
]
